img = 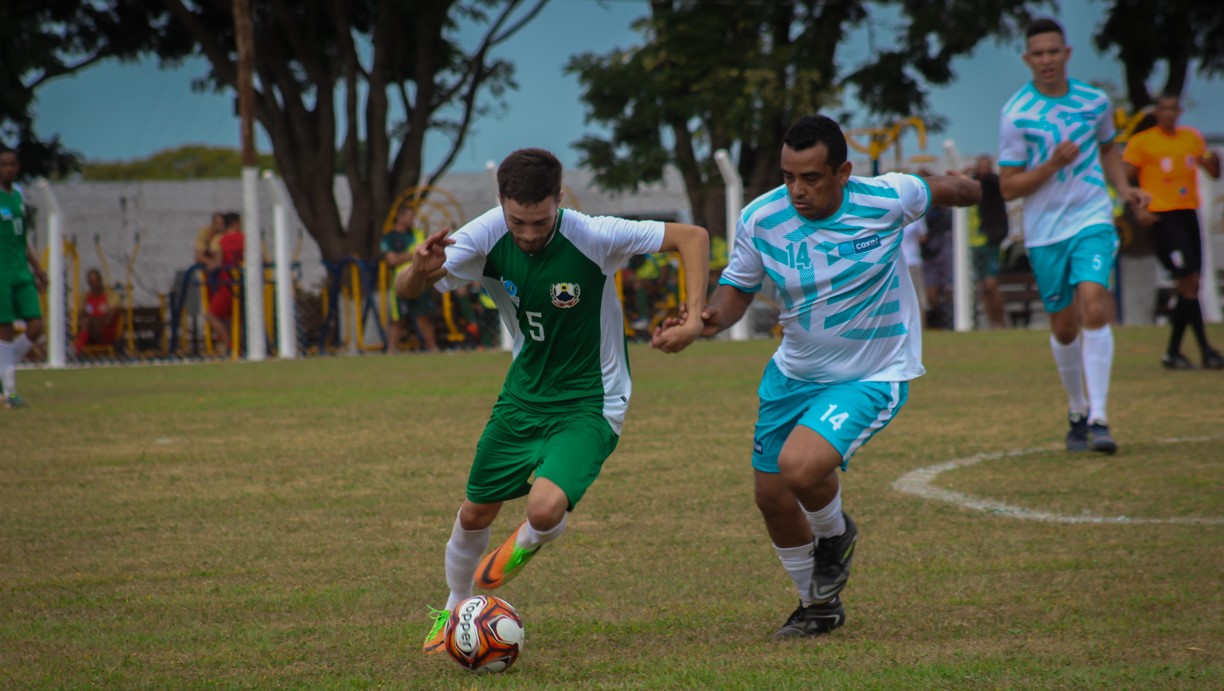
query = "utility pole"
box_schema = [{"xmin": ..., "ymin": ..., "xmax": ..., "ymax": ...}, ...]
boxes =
[{"xmin": 233, "ymin": 0, "xmax": 266, "ymax": 360}]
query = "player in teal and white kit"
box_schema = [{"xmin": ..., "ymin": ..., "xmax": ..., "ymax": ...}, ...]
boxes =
[
  {"xmin": 662, "ymin": 115, "xmax": 980, "ymax": 639},
  {"xmin": 998, "ymin": 17, "xmax": 1149, "ymax": 454},
  {"xmin": 401, "ymin": 148, "xmax": 710, "ymax": 653},
  {"xmin": 0, "ymin": 147, "xmax": 49, "ymax": 409}
]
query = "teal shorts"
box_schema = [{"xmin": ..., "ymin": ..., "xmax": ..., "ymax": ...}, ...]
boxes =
[
  {"xmin": 752, "ymin": 360, "xmax": 908, "ymax": 472},
  {"xmin": 0, "ymin": 280, "xmax": 42, "ymax": 325},
  {"xmin": 467, "ymin": 396, "xmax": 619, "ymax": 509},
  {"xmin": 1027, "ymin": 224, "xmax": 1119, "ymax": 313}
]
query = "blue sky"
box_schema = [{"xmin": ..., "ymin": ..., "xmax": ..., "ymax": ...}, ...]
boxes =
[{"xmin": 33, "ymin": 0, "xmax": 1224, "ymax": 174}]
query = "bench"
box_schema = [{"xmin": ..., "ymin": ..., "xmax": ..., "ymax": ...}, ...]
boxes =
[{"xmin": 994, "ymin": 271, "xmax": 1042, "ymax": 327}]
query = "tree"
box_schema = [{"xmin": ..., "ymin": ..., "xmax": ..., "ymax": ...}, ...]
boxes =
[
  {"xmin": 567, "ymin": 0, "xmax": 1043, "ymax": 234},
  {"xmin": 155, "ymin": 0, "xmax": 548, "ymax": 261},
  {"xmin": 0, "ymin": 0, "xmax": 188, "ymax": 179},
  {"xmin": 1093, "ymin": 0, "xmax": 1224, "ymax": 111},
  {"xmin": 81, "ymin": 145, "xmax": 277, "ymax": 180}
]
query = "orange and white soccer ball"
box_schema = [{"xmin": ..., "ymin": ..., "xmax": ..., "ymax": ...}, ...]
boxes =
[{"xmin": 444, "ymin": 595, "xmax": 525, "ymax": 673}]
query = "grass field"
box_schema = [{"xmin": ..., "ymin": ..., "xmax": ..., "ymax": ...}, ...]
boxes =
[{"xmin": 3, "ymin": 325, "xmax": 1223, "ymax": 689}]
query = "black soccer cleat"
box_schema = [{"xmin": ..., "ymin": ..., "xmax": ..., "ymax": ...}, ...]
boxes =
[
  {"xmin": 809, "ymin": 512, "xmax": 857, "ymax": 604},
  {"xmin": 1088, "ymin": 422, "xmax": 1117, "ymax": 455},
  {"xmin": 1203, "ymin": 349, "xmax": 1224, "ymax": 370},
  {"xmin": 1066, "ymin": 412, "xmax": 1089, "ymax": 452},
  {"xmin": 1161, "ymin": 352, "xmax": 1196, "ymax": 370},
  {"xmin": 772, "ymin": 598, "xmax": 846, "ymax": 640}
]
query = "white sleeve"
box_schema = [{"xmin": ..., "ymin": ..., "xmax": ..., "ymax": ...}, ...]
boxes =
[
  {"xmin": 436, "ymin": 210, "xmax": 501, "ymax": 292},
  {"xmin": 879, "ymin": 172, "xmax": 931, "ymax": 226},
  {"xmin": 998, "ymin": 113, "xmax": 1027, "ymax": 169},
  {"xmin": 718, "ymin": 214, "xmax": 765, "ymax": 293},
  {"xmin": 1096, "ymin": 95, "xmax": 1117, "ymax": 144},
  {"xmin": 578, "ymin": 213, "xmax": 665, "ymax": 273}
]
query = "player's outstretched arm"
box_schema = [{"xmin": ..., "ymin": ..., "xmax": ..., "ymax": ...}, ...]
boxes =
[
  {"xmin": 651, "ymin": 223, "xmax": 710, "ymax": 354},
  {"xmin": 701, "ymin": 284, "xmax": 754, "ymax": 337},
  {"xmin": 924, "ymin": 172, "xmax": 982, "ymax": 208},
  {"xmin": 1099, "ymin": 141, "xmax": 1151, "ymax": 211},
  {"xmin": 395, "ymin": 228, "xmax": 454, "ymax": 299}
]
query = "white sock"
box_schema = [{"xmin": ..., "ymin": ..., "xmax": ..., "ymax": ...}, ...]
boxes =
[
  {"xmin": 13, "ymin": 334, "xmax": 33, "ymax": 363},
  {"xmin": 1049, "ymin": 334, "xmax": 1088, "ymax": 416},
  {"xmin": 1081, "ymin": 325, "xmax": 1114, "ymax": 425},
  {"xmin": 802, "ymin": 489, "xmax": 846, "ymax": 540},
  {"xmin": 0, "ymin": 340, "xmax": 15, "ymax": 396},
  {"xmin": 516, "ymin": 513, "xmax": 567, "ymax": 551},
  {"xmin": 444, "ymin": 515, "xmax": 491, "ymax": 610},
  {"xmin": 774, "ymin": 543, "xmax": 816, "ymax": 608}
]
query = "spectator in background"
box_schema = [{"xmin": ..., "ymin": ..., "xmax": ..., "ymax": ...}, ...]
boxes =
[
  {"xmin": 206, "ymin": 212, "xmax": 244, "ymax": 354},
  {"xmin": 972, "ymin": 155, "xmax": 1010, "ymax": 329},
  {"xmin": 709, "ymin": 232, "xmax": 729, "ymax": 296},
  {"xmin": 919, "ymin": 178, "xmax": 954, "ymax": 329},
  {"xmin": 75, "ymin": 268, "xmax": 122, "ymax": 355},
  {"xmin": 381, "ymin": 204, "xmax": 438, "ymax": 353},
  {"xmin": 900, "ymin": 216, "xmax": 929, "ymax": 328},
  {"xmin": 1123, "ymin": 93, "xmax": 1223, "ymax": 369},
  {"xmin": 194, "ymin": 212, "xmax": 224, "ymax": 268}
]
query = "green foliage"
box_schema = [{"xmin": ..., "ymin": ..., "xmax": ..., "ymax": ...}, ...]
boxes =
[
  {"xmin": 1093, "ymin": 0, "xmax": 1224, "ymax": 109},
  {"xmin": 80, "ymin": 145, "xmax": 277, "ymax": 181},
  {"xmin": 568, "ymin": 0, "xmax": 1042, "ymax": 230}
]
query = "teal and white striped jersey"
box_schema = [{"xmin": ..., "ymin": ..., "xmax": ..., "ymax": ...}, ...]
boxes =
[
  {"xmin": 998, "ymin": 79, "xmax": 1116, "ymax": 248},
  {"xmin": 720, "ymin": 173, "xmax": 930, "ymax": 384},
  {"xmin": 437, "ymin": 207, "xmax": 664, "ymax": 434}
]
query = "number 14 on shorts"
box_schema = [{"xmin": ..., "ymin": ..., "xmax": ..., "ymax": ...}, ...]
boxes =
[{"xmin": 820, "ymin": 404, "xmax": 849, "ymax": 431}]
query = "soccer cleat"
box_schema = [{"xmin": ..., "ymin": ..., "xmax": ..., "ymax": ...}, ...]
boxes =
[
  {"xmin": 3, "ymin": 394, "xmax": 26, "ymax": 409},
  {"xmin": 772, "ymin": 598, "xmax": 846, "ymax": 640},
  {"xmin": 422, "ymin": 606, "xmax": 450, "ymax": 654},
  {"xmin": 1203, "ymin": 349, "xmax": 1224, "ymax": 370},
  {"xmin": 809, "ymin": 512, "xmax": 858, "ymax": 604},
  {"xmin": 1065, "ymin": 412, "xmax": 1089, "ymax": 452},
  {"xmin": 1161, "ymin": 352, "xmax": 1196, "ymax": 370},
  {"xmin": 475, "ymin": 522, "xmax": 541, "ymax": 589},
  {"xmin": 1088, "ymin": 422, "xmax": 1117, "ymax": 455}
]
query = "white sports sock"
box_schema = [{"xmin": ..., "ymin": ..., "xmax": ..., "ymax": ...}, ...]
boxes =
[
  {"xmin": 444, "ymin": 515, "xmax": 491, "ymax": 610},
  {"xmin": 801, "ymin": 488, "xmax": 846, "ymax": 540},
  {"xmin": 774, "ymin": 542, "xmax": 816, "ymax": 608},
  {"xmin": 1081, "ymin": 325, "xmax": 1114, "ymax": 425},
  {"xmin": 516, "ymin": 513, "xmax": 567, "ymax": 551},
  {"xmin": 1049, "ymin": 334, "xmax": 1088, "ymax": 416},
  {"xmin": 13, "ymin": 334, "xmax": 33, "ymax": 363},
  {"xmin": 0, "ymin": 340, "xmax": 15, "ymax": 396}
]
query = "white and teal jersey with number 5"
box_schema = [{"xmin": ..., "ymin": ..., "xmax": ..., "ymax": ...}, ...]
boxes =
[
  {"xmin": 437, "ymin": 207, "xmax": 664, "ymax": 434},
  {"xmin": 720, "ymin": 172, "xmax": 930, "ymax": 384},
  {"xmin": 0, "ymin": 183, "xmax": 33, "ymax": 287}
]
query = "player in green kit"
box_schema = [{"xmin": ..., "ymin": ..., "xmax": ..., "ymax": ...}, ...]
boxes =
[
  {"xmin": 401, "ymin": 148, "xmax": 710, "ymax": 653},
  {"xmin": 0, "ymin": 147, "xmax": 49, "ymax": 409}
]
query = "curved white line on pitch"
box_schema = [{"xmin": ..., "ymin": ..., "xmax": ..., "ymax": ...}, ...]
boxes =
[{"xmin": 892, "ymin": 436, "xmax": 1224, "ymax": 525}]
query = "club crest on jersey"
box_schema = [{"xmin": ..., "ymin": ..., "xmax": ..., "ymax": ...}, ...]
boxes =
[
  {"xmin": 501, "ymin": 277, "xmax": 521, "ymax": 307},
  {"xmin": 550, "ymin": 282, "xmax": 581, "ymax": 308}
]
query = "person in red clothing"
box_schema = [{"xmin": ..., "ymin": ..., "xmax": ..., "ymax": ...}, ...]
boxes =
[
  {"xmin": 206, "ymin": 212, "xmax": 244, "ymax": 355},
  {"xmin": 75, "ymin": 269, "xmax": 121, "ymax": 355}
]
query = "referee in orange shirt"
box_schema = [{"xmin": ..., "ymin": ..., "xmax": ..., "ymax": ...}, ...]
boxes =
[{"xmin": 1124, "ymin": 93, "xmax": 1222, "ymax": 369}]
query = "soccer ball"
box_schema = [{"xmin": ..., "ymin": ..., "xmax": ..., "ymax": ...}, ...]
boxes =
[{"xmin": 443, "ymin": 595, "xmax": 525, "ymax": 673}]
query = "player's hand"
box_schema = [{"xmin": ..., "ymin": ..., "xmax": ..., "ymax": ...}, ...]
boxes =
[
  {"xmin": 650, "ymin": 304, "xmax": 704, "ymax": 353},
  {"xmin": 1049, "ymin": 141, "xmax": 1079, "ymax": 169},
  {"xmin": 411, "ymin": 228, "xmax": 454, "ymax": 275},
  {"xmin": 1123, "ymin": 187, "xmax": 1152, "ymax": 212},
  {"xmin": 1133, "ymin": 206, "xmax": 1157, "ymax": 228},
  {"xmin": 698, "ymin": 304, "xmax": 723, "ymax": 337},
  {"xmin": 33, "ymin": 269, "xmax": 48, "ymax": 292}
]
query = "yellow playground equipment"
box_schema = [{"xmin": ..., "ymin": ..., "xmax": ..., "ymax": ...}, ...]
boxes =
[{"xmin": 846, "ymin": 116, "xmax": 929, "ymax": 175}]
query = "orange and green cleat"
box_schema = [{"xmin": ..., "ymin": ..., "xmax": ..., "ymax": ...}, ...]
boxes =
[
  {"xmin": 475, "ymin": 522, "xmax": 541, "ymax": 589},
  {"xmin": 422, "ymin": 606, "xmax": 449, "ymax": 654}
]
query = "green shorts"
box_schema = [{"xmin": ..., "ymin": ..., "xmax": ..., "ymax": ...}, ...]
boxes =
[
  {"xmin": 972, "ymin": 244, "xmax": 1001, "ymax": 280},
  {"xmin": 0, "ymin": 280, "xmax": 42, "ymax": 325},
  {"xmin": 466, "ymin": 397, "xmax": 619, "ymax": 509}
]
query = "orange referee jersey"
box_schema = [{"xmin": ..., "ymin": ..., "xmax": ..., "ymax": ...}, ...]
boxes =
[{"xmin": 1123, "ymin": 125, "xmax": 1207, "ymax": 212}]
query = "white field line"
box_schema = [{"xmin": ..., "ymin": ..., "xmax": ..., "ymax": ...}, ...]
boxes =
[{"xmin": 892, "ymin": 436, "xmax": 1224, "ymax": 525}]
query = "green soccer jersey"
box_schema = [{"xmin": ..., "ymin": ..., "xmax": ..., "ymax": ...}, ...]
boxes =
[
  {"xmin": 437, "ymin": 207, "xmax": 665, "ymax": 434},
  {"xmin": 0, "ymin": 184, "xmax": 32, "ymax": 286}
]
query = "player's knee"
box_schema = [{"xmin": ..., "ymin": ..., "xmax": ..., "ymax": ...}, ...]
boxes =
[
  {"xmin": 458, "ymin": 502, "xmax": 499, "ymax": 530},
  {"xmin": 777, "ymin": 450, "xmax": 836, "ymax": 491}
]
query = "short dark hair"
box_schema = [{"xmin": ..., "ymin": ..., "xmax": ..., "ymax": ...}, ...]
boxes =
[
  {"xmin": 783, "ymin": 115, "xmax": 848, "ymax": 168},
  {"xmin": 497, "ymin": 148, "xmax": 562, "ymax": 205},
  {"xmin": 0, "ymin": 145, "xmax": 17, "ymax": 159},
  {"xmin": 1026, "ymin": 17, "xmax": 1065, "ymax": 40},
  {"xmin": 222, "ymin": 212, "xmax": 241, "ymax": 229}
]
